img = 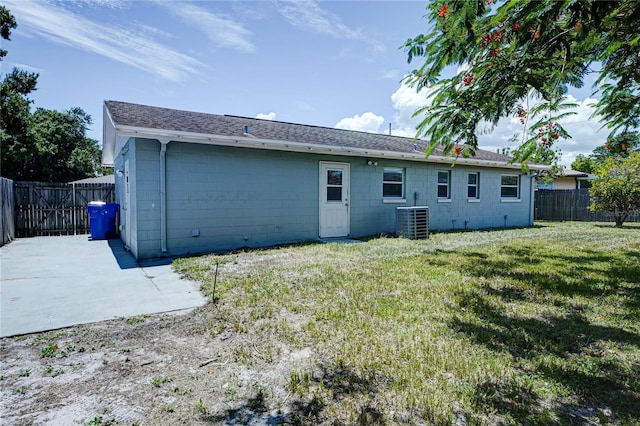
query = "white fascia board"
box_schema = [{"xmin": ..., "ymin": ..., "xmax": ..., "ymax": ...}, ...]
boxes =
[
  {"xmin": 114, "ymin": 125, "xmax": 550, "ymax": 171},
  {"xmin": 102, "ymin": 104, "xmax": 117, "ymax": 166}
]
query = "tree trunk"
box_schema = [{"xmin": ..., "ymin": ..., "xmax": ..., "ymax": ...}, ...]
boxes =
[{"xmin": 614, "ymin": 214, "xmax": 627, "ymax": 227}]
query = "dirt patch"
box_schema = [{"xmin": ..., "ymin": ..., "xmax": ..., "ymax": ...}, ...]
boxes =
[{"xmin": 1, "ymin": 306, "xmax": 315, "ymax": 425}]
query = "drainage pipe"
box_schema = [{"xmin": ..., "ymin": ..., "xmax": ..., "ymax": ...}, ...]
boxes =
[
  {"xmin": 529, "ymin": 173, "xmax": 537, "ymax": 226},
  {"xmin": 159, "ymin": 140, "xmax": 169, "ymax": 253}
]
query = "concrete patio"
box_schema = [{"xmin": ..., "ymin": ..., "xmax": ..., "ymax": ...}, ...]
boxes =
[{"xmin": 0, "ymin": 235, "xmax": 206, "ymax": 338}]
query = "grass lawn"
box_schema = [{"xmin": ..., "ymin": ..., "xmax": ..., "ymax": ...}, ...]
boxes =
[{"xmin": 174, "ymin": 221, "xmax": 640, "ymax": 425}]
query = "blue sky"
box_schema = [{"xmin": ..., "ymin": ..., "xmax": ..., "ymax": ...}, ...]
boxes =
[{"xmin": 4, "ymin": 0, "xmax": 609, "ymax": 166}]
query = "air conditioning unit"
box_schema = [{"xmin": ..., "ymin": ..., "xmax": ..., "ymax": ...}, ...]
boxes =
[{"xmin": 396, "ymin": 206, "xmax": 429, "ymax": 239}]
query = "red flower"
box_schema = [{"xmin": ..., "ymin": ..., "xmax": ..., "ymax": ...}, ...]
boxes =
[
  {"xmin": 489, "ymin": 48, "xmax": 499, "ymax": 57},
  {"xmin": 511, "ymin": 22, "xmax": 521, "ymax": 31},
  {"xmin": 454, "ymin": 146, "xmax": 463, "ymax": 156},
  {"xmin": 463, "ymin": 74, "xmax": 473, "ymax": 85},
  {"xmin": 494, "ymin": 31, "xmax": 503, "ymax": 43},
  {"xmin": 438, "ymin": 4, "xmax": 448, "ymax": 19},
  {"xmin": 480, "ymin": 33, "xmax": 493, "ymax": 47}
]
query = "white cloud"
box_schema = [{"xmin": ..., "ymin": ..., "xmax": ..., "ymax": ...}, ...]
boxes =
[
  {"xmin": 275, "ymin": 0, "xmax": 384, "ymax": 51},
  {"xmin": 477, "ymin": 95, "xmax": 609, "ymax": 166},
  {"xmin": 256, "ymin": 112, "xmax": 276, "ymax": 120},
  {"xmin": 335, "ymin": 112, "xmax": 384, "ymax": 133},
  {"xmin": 388, "ymin": 81, "xmax": 607, "ymax": 165},
  {"xmin": 8, "ymin": 63, "xmax": 44, "ymax": 73},
  {"xmin": 162, "ymin": 3, "xmax": 255, "ymax": 53},
  {"xmin": 389, "ymin": 83, "xmax": 435, "ymax": 137},
  {"xmin": 6, "ymin": 0, "xmax": 203, "ymax": 83}
]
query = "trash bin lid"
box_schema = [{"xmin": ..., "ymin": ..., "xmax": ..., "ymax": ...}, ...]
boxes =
[{"xmin": 88, "ymin": 201, "xmax": 107, "ymax": 206}]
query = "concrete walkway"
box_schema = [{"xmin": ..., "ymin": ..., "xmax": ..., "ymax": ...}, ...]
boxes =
[{"xmin": 0, "ymin": 236, "xmax": 206, "ymax": 338}]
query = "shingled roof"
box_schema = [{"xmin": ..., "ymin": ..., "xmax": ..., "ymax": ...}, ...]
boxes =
[{"xmin": 103, "ymin": 100, "xmax": 538, "ymax": 169}]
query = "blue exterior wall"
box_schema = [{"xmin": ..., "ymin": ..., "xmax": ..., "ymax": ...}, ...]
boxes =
[{"xmin": 119, "ymin": 138, "xmax": 535, "ymax": 259}]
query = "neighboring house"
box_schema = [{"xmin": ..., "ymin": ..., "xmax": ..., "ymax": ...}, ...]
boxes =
[
  {"xmin": 102, "ymin": 101, "xmax": 547, "ymax": 260},
  {"xmin": 537, "ymin": 168, "xmax": 594, "ymax": 190}
]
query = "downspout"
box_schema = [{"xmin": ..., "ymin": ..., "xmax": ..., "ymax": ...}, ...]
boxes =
[
  {"xmin": 159, "ymin": 139, "xmax": 169, "ymax": 253},
  {"xmin": 529, "ymin": 173, "xmax": 537, "ymax": 225}
]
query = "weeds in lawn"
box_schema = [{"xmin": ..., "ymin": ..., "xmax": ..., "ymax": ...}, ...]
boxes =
[
  {"xmin": 18, "ymin": 368, "xmax": 30, "ymax": 377},
  {"xmin": 194, "ymin": 397, "xmax": 207, "ymax": 415},
  {"xmin": 174, "ymin": 222, "xmax": 640, "ymax": 424},
  {"xmin": 288, "ymin": 369, "xmax": 311, "ymax": 397},
  {"xmin": 40, "ymin": 343, "xmax": 59, "ymax": 358},
  {"xmin": 151, "ymin": 376, "xmax": 172, "ymax": 387},
  {"xmin": 126, "ymin": 315, "xmax": 148, "ymax": 325},
  {"xmin": 85, "ymin": 416, "xmax": 115, "ymax": 426}
]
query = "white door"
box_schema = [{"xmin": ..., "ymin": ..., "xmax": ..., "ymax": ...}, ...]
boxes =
[{"xmin": 319, "ymin": 162, "xmax": 350, "ymax": 238}]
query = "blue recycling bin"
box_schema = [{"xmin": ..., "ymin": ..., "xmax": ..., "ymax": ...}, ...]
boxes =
[{"xmin": 87, "ymin": 202, "xmax": 119, "ymax": 240}]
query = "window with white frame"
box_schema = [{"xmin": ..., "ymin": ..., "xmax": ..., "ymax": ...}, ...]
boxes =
[
  {"xmin": 501, "ymin": 174, "xmax": 520, "ymax": 198},
  {"xmin": 383, "ymin": 168, "xmax": 404, "ymax": 198},
  {"xmin": 437, "ymin": 170, "xmax": 450, "ymax": 199},
  {"xmin": 467, "ymin": 172, "xmax": 479, "ymax": 199}
]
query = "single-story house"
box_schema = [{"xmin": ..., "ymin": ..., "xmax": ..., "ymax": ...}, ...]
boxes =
[
  {"xmin": 102, "ymin": 100, "xmax": 546, "ymax": 260},
  {"xmin": 537, "ymin": 168, "xmax": 594, "ymax": 190}
]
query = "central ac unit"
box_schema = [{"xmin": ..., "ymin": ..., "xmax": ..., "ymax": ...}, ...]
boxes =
[{"xmin": 396, "ymin": 206, "xmax": 429, "ymax": 239}]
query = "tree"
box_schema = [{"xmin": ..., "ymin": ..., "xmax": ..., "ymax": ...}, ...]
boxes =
[
  {"xmin": 0, "ymin": 5, "xmax": 16, "ymax": 60},
  {"xmin": 30, "ymin": 108, "xmax": 103, "ymax": 182},
  {"xmin": 571, "ymin": 131, "xmax": 639, "ymax": 172},
  {"xmin": 589, "ymin": 152, "xmax": 640, "ymax": 227},
  {"xmin": 1, "ymin": 68, "xmax": 39, "ymax": 179},
  {"xmin": 402, "ymin": 1, "xmax": 640, "ymax": 164},
  {"xmin": 571, "ymin": 154, "xmax": 596, "ymax": 174},
  {"xmin": 1, "ymin": 6, "xmax": 106, "ymax": 182}
]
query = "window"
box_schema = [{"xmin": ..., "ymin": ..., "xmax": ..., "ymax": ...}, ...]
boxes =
[
  {"xmin": 437, "ymin": 170, "xmax": 450, "ymax": 199},
  {"xmin": 577, "ymin": 179, "xmax": 592, "ymax": 189},
  {"xmin": 326, "ymin": 169, "xmax": 343, "ymax": 201},
  {"xmin": 537, "ymin": 181, "xmax": 554, "ymax": 190},
  {"xmin": 467, "ymin": 172, "xmax": 479, "ymax": 199},
  {"xmin": 383, "ymin": 168, "xmax": 404, "ymax": 198},
  {"xmin": 501, "ymin": 174, "xmax": 520, "ymax": 198}
]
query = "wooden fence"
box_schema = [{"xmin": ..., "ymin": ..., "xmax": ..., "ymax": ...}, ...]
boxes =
[
  {"xmin": 13, "ymin": 181, "xmax": 115, "ymax": 237},
  {"xmin": 534, "ymin": 189, "xmax": 640, "ymax": 223},
  {"xmin": 1, "ymin": 177, "xmax": 15, "ymax": 246}
]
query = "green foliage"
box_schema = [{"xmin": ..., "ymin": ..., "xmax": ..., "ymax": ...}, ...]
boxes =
[
  {"xmin": 589, "ymin": 152, "xmax": 640, "ymax": 227},
  {"xmin": 40, "ymin": 343, "xmax": 59, "ymax": 358},
  {"xmin": 126, "ymin": 314, "xmax": 148, "ymax": 325},
  {"xmin": 194, "ymin": 397, "xmax": 208, "ymax": 415},
  {"xmin": 572, "ymin": 131, "xmax": 639, "ymax": 173},
  {"xmin": 0, "ymin": 5, "xmax": 16, "ymax": 59},
  {"xmin": 29, "ymin": 107, "xmax": 103, "ymax": 182},
  {"xmin": 85, "ymin": 416, "xmax": 115, "ymax": 426},
  {"xmin": 0, "ymin": 7, "xmax": 107, "ymax": 182},
  {"xmin": 571, "ymin": 154, "xmax": 596, "ymax": 174},
  {"xmin": 403, "ymin": 0, "xmax": 640, "ymax": 163},
  {"xmin": 0, "ymin": 68, "xmax": 39, "ymax": 179}
]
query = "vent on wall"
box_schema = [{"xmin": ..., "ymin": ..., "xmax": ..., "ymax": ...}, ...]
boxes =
[{"xmin": 396, "ymin": 206, "xmax": 429, "ymax": 239}]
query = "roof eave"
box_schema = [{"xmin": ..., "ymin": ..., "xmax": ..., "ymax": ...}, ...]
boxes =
[{"xmin": 114, "ymin": 125, "xmax": 549, "ymax": 171}]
